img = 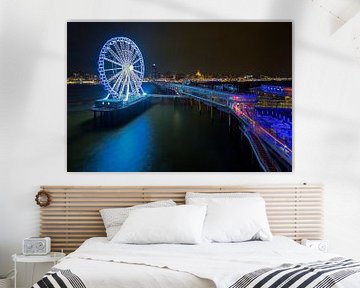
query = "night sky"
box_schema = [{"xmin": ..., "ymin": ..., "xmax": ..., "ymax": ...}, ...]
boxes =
[{"xmin": 67, "ymin": 22, "xmax": 292, "ymax": 77}]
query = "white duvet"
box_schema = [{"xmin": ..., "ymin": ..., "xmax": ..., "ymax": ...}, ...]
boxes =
[{"xmin": 54, "ymin": 237, "xmax": 360, "ymax": 288}]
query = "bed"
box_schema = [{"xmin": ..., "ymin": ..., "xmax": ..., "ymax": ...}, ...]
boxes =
[
  {"xmin": 33, "ymin": 185, "xmax": 360, "ymax": 287},
  {"xmin": 33, "ymin": 236, "xmax": 360, "ymax": 288}
]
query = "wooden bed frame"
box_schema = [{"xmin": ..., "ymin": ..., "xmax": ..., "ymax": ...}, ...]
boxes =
[{"xmin": 39, "ymin": 184, "xmax": 323, "ymax": 253}]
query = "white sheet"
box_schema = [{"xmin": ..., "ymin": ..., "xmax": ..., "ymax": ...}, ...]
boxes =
[
  {"xmin": 55, "ymin": 237, "xmax": 360, "ymax": 288},
  {"xmin": 55, "ymin": 258, "xmax": 214, "ymax": 288}
]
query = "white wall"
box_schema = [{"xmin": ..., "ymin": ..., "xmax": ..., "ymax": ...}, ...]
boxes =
[{"xmin": 1, "ymin": 0, "xmax": 360, "ymax": 285}]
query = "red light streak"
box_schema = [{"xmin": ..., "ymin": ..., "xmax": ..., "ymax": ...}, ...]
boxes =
[{"xmin": 232, "ymin": 104, "xmax": 292, "ymax": 153}]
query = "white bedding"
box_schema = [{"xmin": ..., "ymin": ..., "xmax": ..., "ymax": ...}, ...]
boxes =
[{"xmin": 53, "ymin": 237, "xmax": 360, "ymax": 288}]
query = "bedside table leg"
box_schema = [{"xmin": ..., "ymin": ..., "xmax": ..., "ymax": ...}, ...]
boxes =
[
  {"xmin": 14, "ymin": 260, "xmax": 16, "ymax": 288},
  {"xmin": 31, "ymin": 263, "xmax": 36, "ymax": 286}
]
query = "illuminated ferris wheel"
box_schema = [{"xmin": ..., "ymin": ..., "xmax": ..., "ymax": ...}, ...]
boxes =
[{"xmin": 98, "ymin": 37, "xmax": 145, "ymax": 102}]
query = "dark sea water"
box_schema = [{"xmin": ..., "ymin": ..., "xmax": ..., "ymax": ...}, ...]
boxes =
[{"xmin": 67, "ymin": 84, "xmax": 262, "ymax": 172}]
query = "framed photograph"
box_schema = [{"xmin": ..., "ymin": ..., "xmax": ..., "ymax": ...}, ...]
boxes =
[{"xmin": 67, "ymin": 22, "xmax": 292, "ymax": 172}]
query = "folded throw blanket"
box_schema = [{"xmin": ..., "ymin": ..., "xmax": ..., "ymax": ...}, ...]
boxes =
[{"xmin": 229, "ymin": 258, "xmax": 360, "ymax": 288}]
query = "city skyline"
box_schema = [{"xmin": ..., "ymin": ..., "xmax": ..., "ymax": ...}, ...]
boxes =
[
  {"xmin": 67, "ymin": 22, "xmax": 292, "ymax": 77},
  {"xmin": 66, "ymin": 71, "xmax": 292, "ymax": 87}
]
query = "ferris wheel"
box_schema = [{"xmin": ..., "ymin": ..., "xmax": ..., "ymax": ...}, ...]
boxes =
[{"xmin": 98, "ymin": 37, "xmax": 145, "ymax": 102}]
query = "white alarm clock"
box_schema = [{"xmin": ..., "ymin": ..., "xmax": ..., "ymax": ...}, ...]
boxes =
[
  {"xmin": 301, "ymin": 239, "xmax": 328, "ymax": 252},
  {"xmin": 23, "ymin": 237, "xmax": 51, "ymax": 255}
]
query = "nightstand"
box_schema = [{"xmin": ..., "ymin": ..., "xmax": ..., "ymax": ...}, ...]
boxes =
[
  {"xmin": 12, "ymin": 252, "xmax": 65, "ymax": 288},
  {"xmin": 301, "ymin": 239, "xmax": 328, "ymax": 252}
]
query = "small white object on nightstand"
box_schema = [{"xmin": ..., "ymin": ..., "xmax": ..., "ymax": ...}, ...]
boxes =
[
  {"xmin": 12, "ymin": 252, "xmax": 65, "ymax": 288},
  {"xmin": 301, "ymin": 239, "xmax": 328, "ymax": 252},
  {"xmin": 23, "ymin": 237, "xmax": 51, "ymax": 255}
]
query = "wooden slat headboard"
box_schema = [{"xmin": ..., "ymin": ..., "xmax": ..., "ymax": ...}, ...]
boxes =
[{"xmin": 39, "ymin": 184, "xmax": 323, "ymax": 253}]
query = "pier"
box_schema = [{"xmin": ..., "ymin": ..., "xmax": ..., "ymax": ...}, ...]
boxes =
[
  {"xmin": 157, "ymin": 82, "xmax": 292, "ymax": 172},
  {"xmin": 90, "ymin": 82, "xmax": 292, "ymax": 172},
  {"xmin": 92, "ymin": 95, "xmax": 151, "ymax": 126}
]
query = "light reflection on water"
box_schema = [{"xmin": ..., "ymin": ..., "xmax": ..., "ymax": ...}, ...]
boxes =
[
  {"xmin": 67, "ymin": 85, "xmax": 262, "ymax": 172},
  {"xmin": 86, "ymin": 116, "xmax": 152, "ymax": 172}
]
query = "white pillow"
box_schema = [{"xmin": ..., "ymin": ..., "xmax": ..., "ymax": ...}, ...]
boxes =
[
  {"xmin": 100, "ymin": 200, "xmax": 176, "ymax": 240},
  {"xmin": 202, "ymin": 197, "xmax": 272, "ymax": 243},
  {"xmin": 186, "ymin": 192, "xmax": 259, "ymax": 204},
  {"xmin": 111, "ymin": 205, "xmax": 207, "ymax": 244}
]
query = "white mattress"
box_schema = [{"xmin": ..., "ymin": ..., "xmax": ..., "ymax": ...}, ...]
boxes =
[{"xmin": 53, "ymin": 236, "xmax": 360, "ymax": 288}]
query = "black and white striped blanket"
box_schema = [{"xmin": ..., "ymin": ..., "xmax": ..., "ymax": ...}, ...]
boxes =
[
  {"xmin": 229, "ymin": 257, "xmax": 360, "ymax": 288},
  {"xmin": 32, "ymin": 268, "xmax": 86, "ymax": 288}
]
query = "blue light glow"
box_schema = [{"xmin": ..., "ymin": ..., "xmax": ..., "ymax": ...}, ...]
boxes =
[{"xmin": 260, "ymin": 85, "xmax": 286, "ymax": 96}]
